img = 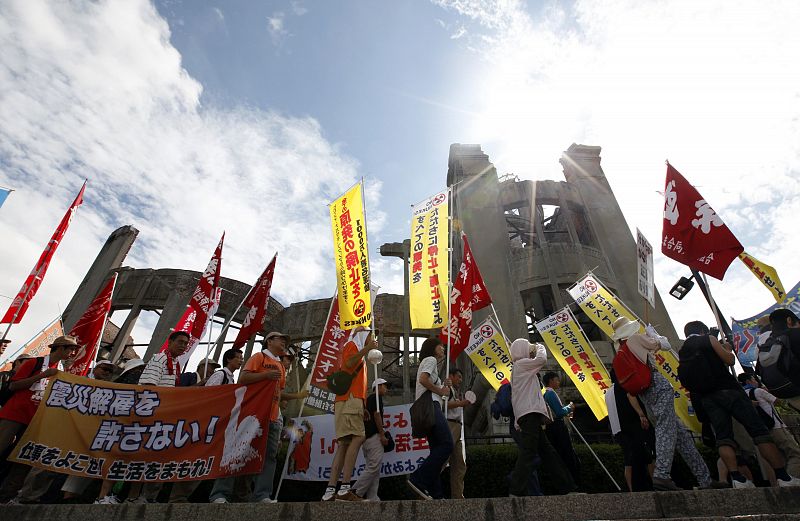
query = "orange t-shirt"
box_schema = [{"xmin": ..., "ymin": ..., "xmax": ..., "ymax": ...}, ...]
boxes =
[
  {"xmin": 334, "ymin": 341, "xmax": 367, "ymax": 403},
  {"xmin": 243, "ymin": 350, "xmax": 285, "ymax": 421}
]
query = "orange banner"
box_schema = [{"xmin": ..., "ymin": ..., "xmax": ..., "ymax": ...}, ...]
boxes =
[
  {"xmin": 10, "ymin": 372, "xmax": 276, "ymax": 482},
  {"xmin": 0, "ymin": 317, "xmax": 63, "ymax": 371}
]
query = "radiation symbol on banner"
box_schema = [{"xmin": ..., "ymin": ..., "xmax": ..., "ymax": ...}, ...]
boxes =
[
  {"xmin": 555, "ymin": 312, "xmax": 570, "ymax": 323},
  {"xmin": 353, "ymin": 299, "xmax": 366, "ymax": 317},
  {"xmin": 480, "ymin": 324, "xmax": 494, "ymax": 338},
  {"xmin": 432, "ymin": 193, "xmax": 446, "ymax": 206},
  {"xmin": 584, "ymin": 279, "xmax": 598, "ymax": 293}
]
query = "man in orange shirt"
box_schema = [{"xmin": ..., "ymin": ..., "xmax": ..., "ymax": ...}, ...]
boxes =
[
  {"xmin": 210, "ymin": 331, "xmax": 305, "ymax": 503},
  {"xmin": 322, "ymin": 327, "xmax": 376, "ymax": 501}
]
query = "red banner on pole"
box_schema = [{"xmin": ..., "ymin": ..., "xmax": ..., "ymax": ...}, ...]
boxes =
[
  {"xmin": 305, "ymin": 292, "xmax": 347, "ymax": 413},
  {"xmin": 232, "ymin": 255, "xmax": 277, "ymax": 349},
  {"xmin": 441, "ymin": 233, "xmax": 492, "ymax": 360},
  {"xmin": 67, "ymin": 274, "xmax": 117, "ymax": 376},
  {"xmin": 2, "ymin": 182, "xmax": 86, "ymax": 324},
  {"xmin": 161, "ymin": 234, "xmax": 223, "ymax": 367},
  {"xmin": 661, "ymin": 164, "xmax": 743, "ymax": 280}
]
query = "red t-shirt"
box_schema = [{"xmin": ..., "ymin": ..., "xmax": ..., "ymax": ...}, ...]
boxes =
[{"xmin": 0, "ymin": 357, "xmax": 57, "ymax": 425}]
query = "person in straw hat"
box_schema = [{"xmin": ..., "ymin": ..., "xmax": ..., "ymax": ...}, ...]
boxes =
[{"xmin": 611, "ymin": 317, "xmax": 716, "ymax": 491}]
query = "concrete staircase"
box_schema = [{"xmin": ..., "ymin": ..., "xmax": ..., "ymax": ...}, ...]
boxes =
[{"xmin": 1, "ymin": 487, "xmax": 798, "ymax": 521}]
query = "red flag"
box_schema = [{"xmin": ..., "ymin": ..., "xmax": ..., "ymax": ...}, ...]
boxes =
[
  {"xmin": 441, "ymin": 233, "xmax": 492, "ymax": 360},
  {"xmin": 67, "ymin": 273, "xmax": 117, "ymax": 376},
  {"xmin": 2, "ymin": 182, "xmax": 86, "ymax": 324},
  {"xmin": 160, "ymin": 234, "xmax": 224, "ymax": 368},
  {"xmin": 233, "ymin": 255, "xmax": 277, "ymax": 349},
  {"xmin": 661, "ymin": 165, "xmax": 743, "ymax": 279}
]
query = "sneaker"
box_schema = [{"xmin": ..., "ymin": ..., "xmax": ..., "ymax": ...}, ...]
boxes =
[
  {"xmin": 5, "ymin": 498, "xmax": 20, "ymax": 505},
  {"xmin": 94, "ymin": 495, "xmax": 121, "ymax": 505},
  {"xmin": 731, "ymin": 478, "xmax": 755, "ymax": 489},
  {"xmin": 258, "ymin": 498, "xmax": 277, "ymax": 503},
  {"xmin": 126, "ymin": 496, "xmax": 150, "ymax": 504},
  {"xmin": 777, "ymin": 476, "xmax": 800, "ymax": 487},
  {"xmin": 652, "ymin": 477, "xmax": 681, "ymax": 491},
  {"xmin": 210, "ymin": 497, "xmax": 228, "ymax": 504},
  {"xmin": 335, "ymin": 490, "xmax": 364, "ymax": 502},
  {"xmin": 321, "ymin": 487, "xmax": 337, "ymax": 502},
  {"xmin": 406, "ymin": 478, "xmax": 432, "ymax": 500}
]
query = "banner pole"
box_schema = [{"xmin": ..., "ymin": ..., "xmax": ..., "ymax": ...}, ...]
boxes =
[
  {"xmin": 567, "ymin": 417, "xmax": 621, "ymax": 491},
  {"xmin": 443, "ymin": 186, "xmax": 454, "ymax": 412},
  {"xmin": 489, "ymin": 303, "xmax": 509, "ymax": 345}
]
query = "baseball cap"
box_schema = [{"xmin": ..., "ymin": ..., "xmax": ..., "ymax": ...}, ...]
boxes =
[
  {"xmin": 264, "ymin": 331, "xmax": 290, "ymax": 342},
  {"xmin": 373, "ymin": 378, "xmax": 389, "ymax": 387},
  {"xmin": 94, "ymin": 359, "xmax": 115, "ymax": 369},
  {"xmin": 50, "ymin": 335, "xmax": 79, "ymax": 348},
  {"xmin": 198, "ymin": 358, "xmax": 220, "ymax": 369},
  {"xmin": 121, "ymin": 358, "xmax": 145, "ymax": 374}
]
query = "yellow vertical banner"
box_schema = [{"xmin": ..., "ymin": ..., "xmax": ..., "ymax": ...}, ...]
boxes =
[
  {"xmin": 329, "ymin": 182, "xmax": 372, "ymax": 330},
  {"xmin": 534, "ymin": 308, "xmax": 610, "ymax": 420},
  {"xmin": 409, "ymin": 190, "xmax": 449, "ymax": 329},
  {"xmin": 463, "ymin": 316, "xmax": 512, "ymax": 391},
  {"xmin": 738, "ymin": 252, "xmax": 786, "ymax": 304},
  {"xmin": 567, "ymin": 273, "xmax": 701, "ymax": 433}
]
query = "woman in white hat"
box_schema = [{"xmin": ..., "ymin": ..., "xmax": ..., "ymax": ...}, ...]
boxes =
[{"xmin": 612, "ymin": 317, "xmax": 714, "ymax": 491}]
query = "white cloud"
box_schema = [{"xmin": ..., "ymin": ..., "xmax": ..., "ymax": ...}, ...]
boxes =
[
  {"xmin": 436, "ymin": 0, "xmax": 800, "ymax": 334},
  {"xmin": 0, "ymin": 0, "xmax": 382, "ymax": 357},
  {"xmin": 267, "ymin": 12, "xmax": 287, "ymax": 46}
]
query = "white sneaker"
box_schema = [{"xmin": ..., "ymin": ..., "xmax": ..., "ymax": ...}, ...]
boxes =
[
  {"xmin": 210, "ymin": 497, "xmax": 228, "ymax": 503},
  {"xmin": 126, "ymin": 496, "xmax": 150, "ymax": 504},
  {"xmin": 94, "ymin": 495, "xmax": 120, "ymax": 505},
  {"xmin": 777, "ymin": 476, "xmax": 800, "ymax": 487},
  {"xmin": 321, "ymin": 487, "xmax": 336, "ymax": 502},
  {"xmin": 259, "ymin": 498, "xmax": 277, "ymax": 503},
  {"xmin": 731, "ymin": 478, "xmax": 755, "ymax": 489}
]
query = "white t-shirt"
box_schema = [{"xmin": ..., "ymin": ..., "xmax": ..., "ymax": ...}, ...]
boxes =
[
  {"xmin": 205, "ymin": 367, "xmax": 235, "ymax": 386},
  {"xmin": 415, "ymin": 356, "xmax": 442, "ymax": 402},
  {"xmin": 447, "ymin": 387, "xmax": 463, "ymax": 421},
  {"xmin": 750, "ymin": 386, "xmax": 786, "ymax": 430}
]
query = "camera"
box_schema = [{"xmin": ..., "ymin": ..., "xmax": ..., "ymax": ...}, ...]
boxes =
[{"xmin": 709, "ymin": 327, "xmax": 720, "ymax": 338}]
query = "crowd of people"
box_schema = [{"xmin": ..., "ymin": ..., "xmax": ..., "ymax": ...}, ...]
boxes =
[{"xmin": 0, "ymin": 308, "xmax": 799, "ymax": 506}]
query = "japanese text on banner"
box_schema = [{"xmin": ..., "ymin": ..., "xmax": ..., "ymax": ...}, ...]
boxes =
[
  {"xmin": 534, "ymin": 308, "xmax": 609, "ymax": 420},
  {"xmin": 636, "ymin": 228, "xmax": 655, "ymax": 309},
  {"xmin": 284, "ymin": 404, "xmax": 428, "ymax": 482},
  {"xmin": 738, "ymin": 252, "xmax": 786, "ymax": 304},
  {"xmin": 329, "ymin": 182, "xmax": 372, "ymax": 330},
  {"xmin": 463, "ymin": 316, "xmax": 512, "ymax": 391},
  {"xmin": 11, "ymin": 372, "xmax": 277, "ymax": 481},
  {"xmin": 409, "ymin": 190, "xmax": 449, "ymax": 330},
  {"xmin": 306, "ymin": 292, "xmax": 346, "ymax": 414},
  {"xmin": 567, "ymin": 273, "xmax": 700, "ymax": 433}
]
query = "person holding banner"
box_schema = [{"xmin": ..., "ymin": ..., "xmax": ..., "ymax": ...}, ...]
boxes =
[
  {"xmin": 445, "ymin": 368, "xmax": 469, "ymax": 499},
  {"xmin": 210, "ymin": 332, "xmax": 293, "ymax": 504},
  {"xmin": 508, "ymin": 338, "xmax": 575, "ymax": 496},
  {"xmin": 0, "ymin": 335, "xmax": 79, "ymax": 501},
  {"xmin": 611, "ymin": 318, "xmax": 714, "ymax": 491},
  {"xmin": 541, "ymin": 372, "xmax": 579, "ymax": 484},
  {"xmin": 407, "ymin": 337, "xmax": 453, "ymax": 500},
  {"xmin": 321, "ymin": 328, "xmax": 375, "ymax": 502}
]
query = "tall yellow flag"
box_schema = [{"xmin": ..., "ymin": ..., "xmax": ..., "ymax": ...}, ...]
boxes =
[
  {"xmin": 535, "ymin": 308, "xmax": 610, "ymax": 420},
  {"xmin": 329, "ymin": 182, "xmax": 372, "ymax": 330},
  {"xmin": 409, "ymin": 190, "xmax": 449, "ymax": 329},
  {"xmin": 738, "ymin": 252, "xmax": 786, "ymax": 304},
  {"xmin": 567, "ymin": 273, "xmax": 701, "ymax": 433}
]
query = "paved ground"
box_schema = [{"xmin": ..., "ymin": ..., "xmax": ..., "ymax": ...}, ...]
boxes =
[{"xmin": 1, "ymin": 487, "xmax": 798, "ymax": 521}]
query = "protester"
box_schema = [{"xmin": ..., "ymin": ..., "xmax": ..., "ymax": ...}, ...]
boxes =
[
  {"xmin": 352, "ymin": 378, "xmax": 390, "ymax": 501},
  {"xmin": 179, "ymin": 358, "xmax": 220, "ymax": 387},
  {"xmin": 210, "ymin": 332, "xmax": 302, "ymax": 504},
  {"xmin": 321, "ymin": 327, "xmax": 375, "ymax": 502},
  {"xmin": 445, "ymin": 368, "xmax": 470, "ymax": 499},
  {"xmin": 0, "ymin": 336, "xmax": 79, "ymax": 501},
  {"xmin": 680, "ymin": 320, "xmax": 798, "ymax": 488},
  {"xmin": 542, "ymin": 371, "xmax": 579, "ymax": 484},
  {"xmin": 739, "ymin": 373, "xmax": 800, "ymax": 478},
  {"xmin": 114, "ymin": 358, "xmax": 145, "ymax": 385},
  {"xmin": 0, "ymin": 354, "xmax": 31, "ymax": 405},
  {"xmin": 605, "ymin": 371, "xmax": 655, "ymax": 492},
  {"xmin": 508, "ymin": 338, "xmax": 575, "ymax": 496},
  {"xmin": 0, "ymin": 339, "xmax": 9, "ymax": 357},
  {"xmin": 756, "ymin": 309, "xmax": 800, "ymax": 411},
  {"xmin": 406, "ymin": 337, "xmax": 453, "ymax": 500},
  {"xmin": 167, "ymin": 349, "xmax": 243, "ymax": 503},
  {"xmin": 612, "ymin": 317, "xmax": 714, "ymax": 491}
]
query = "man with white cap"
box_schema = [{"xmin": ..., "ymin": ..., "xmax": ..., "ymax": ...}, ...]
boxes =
[
  {"xmin": 508, "ymin": 337, "xmax": 575, "ymax": 496},
  {"xmin": 352, "ymin": 378, "xmax": 390, "ymax": 501},
  {"xmin": 611, "ymin": 317, "xmax": 714, "ymax": 491}
]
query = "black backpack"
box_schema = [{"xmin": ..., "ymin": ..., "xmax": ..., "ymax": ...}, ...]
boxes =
[
  {"xmin": 326, "ymin": 361, "xmax": 364, "ymax": 396},
  {"xmin": 0, "ymin": 357, "xmax": 45, "ymax": 406},
  {"xmin": 747, "ymin": 388, "xmax": 776, "ymax": 430},
  {"xmin": 490, "ymin": 382, "xmax": 513, "ymax": 420},
  {"xmin": 678, "ymin": 340, "xmax": 716, "ymax": 394},
  {"xmin": 755, "ymin": 333, "xmax": 800, "ymax": 399}
]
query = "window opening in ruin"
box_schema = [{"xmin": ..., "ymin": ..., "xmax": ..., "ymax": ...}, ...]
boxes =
[{"xmin": 540, "ymin": 205, "xmax": 570, "ymax": 243}]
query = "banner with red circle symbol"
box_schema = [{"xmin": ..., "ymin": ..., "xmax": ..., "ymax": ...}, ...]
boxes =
[{"xmin": 409, "ymin": 190, "xmax": 449, "ymax": 330}]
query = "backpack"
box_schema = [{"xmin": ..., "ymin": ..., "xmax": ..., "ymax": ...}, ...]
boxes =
[
  {"xmin": 747, "ymin": 388, "xmax": 776, "ymax": 430},
  {"xmin": 490, "ymin": 382, "xmax": 513, "ymax": 420},
  {"xmin": 0, "ymin": 357, "xmax": 45, "ymax": 406},
  {"xmin": 612, "ymin": 343, "xmax": 651, "ymax": 395},
  {"xmin": 326, "ymin": 361, "xmax": 364, "ymax": 396},
  {"xmin": 409, "ymin": 390, "xmax": 436, "ymax": 438},
  {"xmin": 677, "ymin": 340, "xmax": 717, "ymax": 395},
  {"xmin": 755, "ymin": 333, "xmax": 800, "ymax": 399}
]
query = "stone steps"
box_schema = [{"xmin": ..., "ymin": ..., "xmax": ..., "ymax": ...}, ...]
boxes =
[{"xmin": 1, "ymin": 487, "xmax": 798, "ymax": 521}]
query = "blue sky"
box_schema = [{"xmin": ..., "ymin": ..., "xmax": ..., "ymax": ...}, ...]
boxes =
[{"xmin": 1, "ymin": 0, "xmax": 799, "ymax": 365}]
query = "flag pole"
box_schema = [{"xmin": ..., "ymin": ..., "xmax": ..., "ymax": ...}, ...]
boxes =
[
  {"xmin": 488, "ymin": 303, "xmax": 509, "ymax": 346},
  {"xmin": 566, "ymin": 417, "xmax": 621, "ymax": 491},
  {"xmin": 443, "ymin": 186, "xmax": 454, "ymax": 412}
]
